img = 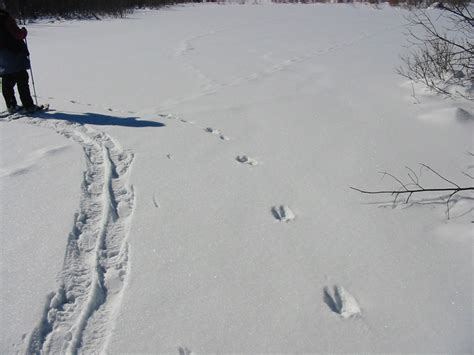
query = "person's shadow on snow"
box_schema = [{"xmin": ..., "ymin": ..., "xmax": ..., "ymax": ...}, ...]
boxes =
[{"xmin": 40, "ymin": 111, "xmax": 166, "ymax": 128}]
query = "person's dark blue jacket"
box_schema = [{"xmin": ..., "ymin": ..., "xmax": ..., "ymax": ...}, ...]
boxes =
[{"xmin": 0, "ymin": 9, "xmax": 30, "ymax": 75}]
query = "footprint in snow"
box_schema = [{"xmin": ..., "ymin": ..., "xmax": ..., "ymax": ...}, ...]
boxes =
[
  {"xmin": 272, "ymin": 205, "xmax": 295, "ymax": 222},
  {"xmin": 204, "ymin": 127, "xmax": 229, "ymax": 141},
  {"xmin": 205, "ymin": 127, "xmax": 220, "ymax": 134},
  {"xmin": 152, "ymin": 193, "xmax": 160, "ymax": 209},
  {"xmin": 178, "ymin": 347, "xmax": 193, "ymax": 355},
  {"xmin": 160, "ymin": 114, "xmax": 177, "ymax": 120},
  {"xmin": 324, "ymin": 285, "xmax": 361, "ymax": 319},
  {"xmin": 236, "ymin": 155, "xmax": 258, "ymax": 166}
]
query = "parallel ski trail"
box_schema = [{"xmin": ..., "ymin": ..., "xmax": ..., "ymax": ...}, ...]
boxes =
[{"xmin": 1, "ymin": 115, "xmax": 135, "ymax": 354}]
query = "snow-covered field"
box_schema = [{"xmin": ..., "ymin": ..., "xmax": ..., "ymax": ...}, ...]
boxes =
[{"xmin": 1, "ymin": 3, "xmax": 472, "ymax": 353}]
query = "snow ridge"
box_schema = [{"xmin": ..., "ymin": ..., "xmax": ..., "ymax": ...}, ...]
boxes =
[{"xmin": 1, "ymin": 115, "xmax": 135, "ymax": 354}]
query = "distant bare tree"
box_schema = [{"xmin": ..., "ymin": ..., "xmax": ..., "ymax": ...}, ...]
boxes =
[{"xmin": 398, "ymin": 1, "xmax": 473, "ymax": 100}]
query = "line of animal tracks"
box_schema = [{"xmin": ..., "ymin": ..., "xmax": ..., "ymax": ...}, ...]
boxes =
[{"xmin": 1, "ymin": 114, "xmax": 135, "ymax": 354}]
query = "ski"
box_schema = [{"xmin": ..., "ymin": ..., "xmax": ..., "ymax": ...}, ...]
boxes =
[
  {"xmin": 0, "ymin": 104, "xmax": 50, "ymax": 120},
  {"xmin": 23, "ymin": 104, "xmax": 50, "ymax": 116}
]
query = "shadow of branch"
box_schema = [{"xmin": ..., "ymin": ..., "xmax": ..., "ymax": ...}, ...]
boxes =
[{"xmin": 360, "ymin": 193, "xmax": 474, "ymax": 220}]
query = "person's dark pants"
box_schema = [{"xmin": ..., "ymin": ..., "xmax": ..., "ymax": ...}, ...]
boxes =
[{"xmin": 1, "ymin": 70, "xmax": 34, "ymax": 109}]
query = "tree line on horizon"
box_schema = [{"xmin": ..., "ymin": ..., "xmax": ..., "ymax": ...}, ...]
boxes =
[
  {"xmin": 4, "ymin": 0, "xmax": 471, "ymax": 19},
  {"xmin": 4, "ymin": 0, "xmax": 192, "ymax": 19},
  {"xmin": 270, "ymin": 0, "xmax": 470, "ymax": 5}
]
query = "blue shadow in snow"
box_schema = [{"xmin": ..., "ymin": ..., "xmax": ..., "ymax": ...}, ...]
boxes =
[{"xmin": 40, "ymin": 111, "xmax": 165, "ymax": 128}]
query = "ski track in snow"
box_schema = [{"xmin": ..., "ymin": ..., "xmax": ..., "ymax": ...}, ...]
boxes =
[{"xmin": 1, "ymin": 114, "xmax": 135, "ymax": 354}]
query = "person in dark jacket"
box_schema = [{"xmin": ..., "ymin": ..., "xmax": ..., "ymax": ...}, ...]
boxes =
[{"xmin": 0, "ymin": 1, "xmax": 38, "ymax": 113}]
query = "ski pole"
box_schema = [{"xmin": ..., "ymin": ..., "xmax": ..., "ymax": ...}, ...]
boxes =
[{"xmin": 24, "ymin": 38, "xmax": 38, "ymax": 106}]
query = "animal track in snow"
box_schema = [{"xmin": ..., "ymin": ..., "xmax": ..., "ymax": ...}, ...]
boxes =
[
  {"xmin": 179, "ymin": 347, "xmax": 194, "ymax": 355},
  {"xmin": 160, "ymin": 113, "xmax": 194, "ymax": 125},
  {"xmin": 272, "ymin": 205, "xmax": 296, "ymax": 222},
  {"xmin": 157, "ymin": 114, "xmax": 230, "ymax": 142},
  {"xmin": 42, "ymin": 97, "xmax": 133, "ymax": 114},
  {"xmin": 204, "ymin": 127, "xmax": 229, "ymax": 141},
  {"xmin": 174, "ymin": 30, "xmax": 221, "ymax": 92},
  {"xmin": 1, "ymin": 113, "xmax": 135, "ymax": 354},
  {"xmin": 205, "ymin": 127, "xmax": 220, "ymax": 134},
  {"xmin": 153, "ymin": 28, "xmax": 387, "ymax": 114},
  {"xmin": 236, "ymin": 155, "xmax": 258, "ymax": 166},
  {"xmin": 160, "ymin": 113, "xmax": 176, "ymax": 120},
  {"xmin": 324, "ymin": 285, "xmax": 361, "ymax": 319},
  {"xmin": 153, "ymin": 193, "xmax": 160, "ymax": 208}
]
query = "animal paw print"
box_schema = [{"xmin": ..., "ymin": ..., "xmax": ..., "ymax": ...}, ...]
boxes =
[{"xmin": 323, "ymin": 285, "xmax": 361, "ymax": 319}]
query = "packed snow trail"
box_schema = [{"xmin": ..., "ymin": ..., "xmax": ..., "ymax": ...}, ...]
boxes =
[{"xmin": 1, "ymin": 113, "xmax": 135, "ymax": 354}]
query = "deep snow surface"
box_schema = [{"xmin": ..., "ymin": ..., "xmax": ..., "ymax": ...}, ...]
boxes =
[{"xmin": 0, "ymin": 3, "xmax": 472, "ymax": 353}]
